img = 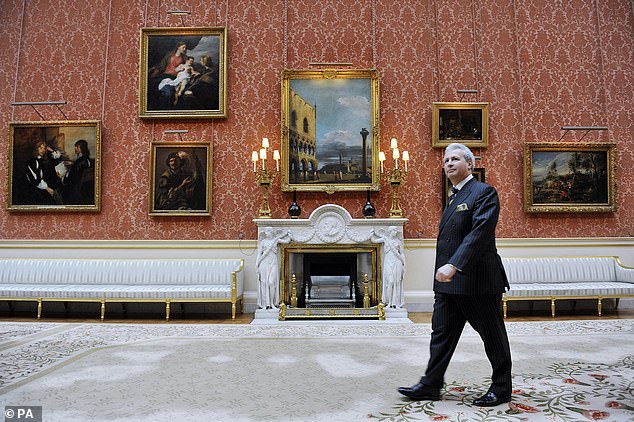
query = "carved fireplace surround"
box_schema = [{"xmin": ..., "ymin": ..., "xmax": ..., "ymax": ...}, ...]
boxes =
[{"xmin": 254, "ymin": 204, "xmax": 408, "ymax": 320}]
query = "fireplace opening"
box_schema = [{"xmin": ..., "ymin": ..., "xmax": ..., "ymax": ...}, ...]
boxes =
[
  {"xmin": 281, "ymin": 246, "xmax": 379, "ymax": 309},
  {"xmin": 280, "ymin": 243, "xmax": 381, "ymax": 308},
  {"xmin": 303, "ymin": 253, "xmax": 357, "ymax": 308},
  {"xmin": 304, "ymin": 253, "xmax": 357, "ymax": 278}
]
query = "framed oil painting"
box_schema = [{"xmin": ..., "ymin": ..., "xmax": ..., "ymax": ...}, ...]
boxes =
[
  {"xmin": 280, "ymin": 69, "xmax": 380, "ymax": 193},
  {"xmin": 432, "ymin": 102, "xmax": 489, "ymax": 148},
  {"xmin": 149, "ymin": 141, "xmax": 212, "ymax": 216},
  {"xmin": 139, "ymin": 27, "xmax": 227, "ymax": 119},
  {"xmin": 524, "ymin": 142, "xmax": 616, "ymax": 213},
  {"xmin": 442, "ymin": 167, "xmax": 485, "ymax": 208},
  {"xmin": 7, "ymin": 120, "xmax": 101, "ymax": 212}
]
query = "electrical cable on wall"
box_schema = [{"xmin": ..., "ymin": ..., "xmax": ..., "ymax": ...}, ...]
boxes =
[
  {"xmin": 433, "ymin": 0, "xmax": 441, "ymax": 101},
  {"xmin": 11, "ymin": 0, "xmax": 27, "ymax": 121},
  {"xmin": 471, "ymin": 0, "xmax": 480, "ymax": 101},
  {"xmin": 101, "ymin": 0, "xmax": 113, "ymax": 123}
]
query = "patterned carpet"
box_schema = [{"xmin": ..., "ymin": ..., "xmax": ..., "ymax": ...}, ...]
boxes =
[{"xmin": 0, "ymin": 320, "xmax": 633, "ymax": 421}]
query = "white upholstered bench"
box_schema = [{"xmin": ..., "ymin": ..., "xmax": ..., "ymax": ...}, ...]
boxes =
[
  {"xmin": 0, "ymin": 258, "xmax": 244, "ymax": 321},
  {"xmin": 501, "ymin": 256, "xmax": 634, "ymax": 318}
]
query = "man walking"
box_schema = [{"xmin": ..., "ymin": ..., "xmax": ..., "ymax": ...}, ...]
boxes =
[{"xmin": 398, "ymin": 142, "xmax": 512, "ymax": 407}]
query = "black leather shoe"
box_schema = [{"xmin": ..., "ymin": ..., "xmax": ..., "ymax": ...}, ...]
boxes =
[
  {"xmin": 472, "ymin": 391, "xmax": 511, "ymax": 407},
  {"xmin": 397, "ymin": 383, "xmax": 440, "ymax": 401}
]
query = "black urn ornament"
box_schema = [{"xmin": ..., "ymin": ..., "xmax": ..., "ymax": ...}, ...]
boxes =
[
  {"xmin": 362, "ymin": 190, "xmax": 376, "ymax": 218},
  {"xmin": 288, "ymin": 190, "xmax": 301, "ymax": 218}
]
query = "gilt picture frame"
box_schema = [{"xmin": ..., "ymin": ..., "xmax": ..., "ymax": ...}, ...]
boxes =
[
  {"xmin": 7, "ymin": 120, "xmax": 102, "ymax": 212},
  {"xmin": 432, "ymin": 102, "xmax": 489, "ymax": 148},
  {"xmin": 524, "ymin": 142, "xmax": 616, "ymax": 213},
  {"xmin": 441, "ymin": 167, "xmax": 485, "ymax": 208},
  {"xmin": 149, "ymin": 141, "xmax": 212, "ymax": 216},
  {"xmin": 281, "ymin": 69, "xmax": 380, "ymax": 193},
  {"xmin": 139, "ymin": 27, "xmax": 227, "ymax": 119}
]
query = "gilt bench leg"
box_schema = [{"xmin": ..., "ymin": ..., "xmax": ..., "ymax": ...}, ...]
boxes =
[
  {"xmin": 100, "ymin": 300, "xmax": 106, "ymax": 321},
  {"xmin": 550, "ymin": 298, "xmax": 556, "ymax": 318},
  {"xmin": 165, "ymin": 300, "xmax": 171, "ymax": 322},
  {"xmin": 37, "ymin": 299, "xmax": 42, "ymax": 320},
  {"xmin": 598, "ymin": 297, "xmax": 602, "ymax": 317}
]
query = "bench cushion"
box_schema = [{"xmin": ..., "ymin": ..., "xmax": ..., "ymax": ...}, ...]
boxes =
[
  {"xmin": 502, "ymin": 257, "xmax": 618, "ymax": 284},
  {"xmin": 0, "ymin": 259, "xmax": 243, "ymax": 287},
  {"xmin": 504, "ymin": 282, "xmax": 634, "ymax": 298},
  {"xmin": 0, "ymin": 284, "xmax": 234, "ymax": 299}
]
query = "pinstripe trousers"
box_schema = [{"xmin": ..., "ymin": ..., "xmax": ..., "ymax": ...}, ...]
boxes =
[{"xmin": 420, "ymin": 292, "xmax": 512, "ymax": 396}]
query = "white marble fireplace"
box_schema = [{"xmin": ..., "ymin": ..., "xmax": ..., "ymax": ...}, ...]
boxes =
[{"xmin": 253, "ymin": 204, "xmax": 408, "ymax": 320}]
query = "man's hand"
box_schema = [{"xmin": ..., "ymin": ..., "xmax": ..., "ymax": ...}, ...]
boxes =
[
  {"xmin": 178, "ymin": 176, "xmax": 193, "ymax": 189},
  {"xmin": 435, "ymin": 264, "xmax": 457, "ymax": 282}
]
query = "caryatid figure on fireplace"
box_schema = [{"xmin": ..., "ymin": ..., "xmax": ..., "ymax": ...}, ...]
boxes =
[
  {"xmin": 371, "ymin": 227, "xmax": 406, "ymax": 308},
  {"xmin": 256, "ymin": 228, "xmax": 292, "ymax": 309}
]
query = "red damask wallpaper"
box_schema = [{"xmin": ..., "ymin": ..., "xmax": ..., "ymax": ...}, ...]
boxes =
[{"xmin": 0, "ymin": 0, "xmax": 632, "ymax": 240}]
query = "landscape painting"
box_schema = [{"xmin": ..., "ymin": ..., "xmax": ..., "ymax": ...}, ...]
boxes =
[{"xmin": 524, "ymin": 142, "xmax": 616, "ymax": 213}]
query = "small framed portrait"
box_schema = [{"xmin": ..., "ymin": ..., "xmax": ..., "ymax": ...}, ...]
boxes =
[
  {"xmin": 149, "ymin": 141, "xmax": 212, "ymax": 216},
  {"xmin": 524, "ymin": 142, "xmax": 616, "ymax": 213},
  {"xmin": 139, "ymin": 27, "xmax": 227, "ymax": 119},
  {"xmin": 432, "ymin": 102, "xmax": 489, "ymax": 148},
  {"xmin": 280, "ymin": 69, "xmax": 381, "ymax": 193},
  {"xmin": 441, "ymin": 167, "xmax": 485, "ymax": 208},
  {"xmin": 7, "ymin": 120, "xmax": 101, "ymax": 212}
]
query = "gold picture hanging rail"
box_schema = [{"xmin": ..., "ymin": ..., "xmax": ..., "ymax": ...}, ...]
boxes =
[
  {"xmin": 163, "ymin": 129, "xmax": 189, "ymax": 142},
  {"xmin": 456, "ymin": 89, "xmax": 479, "ymax": 102},
  {"xmin": 11, "ymin": 100, "xmax": 68, "ymax": 120},
  {"xmin": 558, "ymin": 126, "xmax": 608, "ymax": 142}
]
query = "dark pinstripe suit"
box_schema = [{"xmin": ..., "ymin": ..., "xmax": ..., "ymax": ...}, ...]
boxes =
[{"xmin": 420, "ymin": 177, "xmax": 512, "ymax": 397}]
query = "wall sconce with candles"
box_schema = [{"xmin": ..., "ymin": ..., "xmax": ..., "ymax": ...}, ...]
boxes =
[
  {"xmin": 379, "ymin": 137, "xmax": 410, "ymax": 218},
  {"xmin": 250, "ymin": 137, "xmax": 280, "ymax": 218}
]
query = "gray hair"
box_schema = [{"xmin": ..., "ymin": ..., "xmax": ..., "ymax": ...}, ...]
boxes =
[{"xmin": 445, "ymin": 143, "xmax": 474, "ymax": 169}]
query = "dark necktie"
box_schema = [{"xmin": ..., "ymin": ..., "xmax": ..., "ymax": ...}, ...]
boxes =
[{"xmin": 448, "ymin": 187, "xmax": 458, "ymax": 206}]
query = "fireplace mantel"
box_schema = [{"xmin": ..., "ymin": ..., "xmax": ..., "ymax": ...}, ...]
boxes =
[
  {"xmin": 254, "ymin": 204, "xmax": 408, "ymax": 315},
  {"xmin": 254, "ymin": 203, "xmax": 407, "ymax": 247}
]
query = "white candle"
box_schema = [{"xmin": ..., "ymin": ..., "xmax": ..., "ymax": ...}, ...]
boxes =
[
  {"xmin": 402, "ymin": 150, "xmax": 410, "ymax": 172},
  {"xmin": 379, "ymin": 151, "xmax": 386, "ymax": 173},
  {"xmin": 393, "ymin": 148, "xmax": 399, "ymax": 169},
  {"xmin": 390, "ymin": 137, "xmax": 398, "ymax": 150},
  {"xmin": 260, "ymin": 148, "xmax": 266, "ymax": 169},
  {"xmin": 273, "ymin": 150, "xmax": 280, "ymax": 171},
  {"xmin": 262, "ymin": 137, "xmax": 269, "ymax": 149},
  {"xmin": 251, "ymin": 151, "xmax": 258, "ymax": 172}
]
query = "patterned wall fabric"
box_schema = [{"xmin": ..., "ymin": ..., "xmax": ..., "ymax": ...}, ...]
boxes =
[{"xmin": 0, "ymin": 0, "xmax": 632, "ymax": 240}]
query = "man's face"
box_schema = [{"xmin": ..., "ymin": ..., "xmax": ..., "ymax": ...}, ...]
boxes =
[
  {"xmin": 37, "ymin": 143, "xmax": 47, "ymax": 156},
  {"xmin": 168, "ymin": 157, "xmax": 181, "ymax": 169},
  {"xmin": 74, "ymin": 144, "xmax": 81, "ymax": 156},
  {"xmin": 443, "ymin": 149, "xmax": 471, "ymax": 184}
]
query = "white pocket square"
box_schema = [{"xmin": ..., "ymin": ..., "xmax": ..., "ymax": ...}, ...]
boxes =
[{"xmin": 456, "ymin": 203, "xmax": 469, "ymax": 211}]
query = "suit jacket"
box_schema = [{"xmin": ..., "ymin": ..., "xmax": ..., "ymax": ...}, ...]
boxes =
[{"xmin": 434, "ymin": 178, "xmax": 509, "ymax": 295}]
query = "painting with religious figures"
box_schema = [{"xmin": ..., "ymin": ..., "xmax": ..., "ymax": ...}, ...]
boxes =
[
  {"xmin": 7, "ymin": 120, "xmax": 102, "ymax": 212},
  {"xmin": 139, "ymin": 27, "xmax": 227, "ymax": 119},
  {"xmin": 281, "ymin": 69, "xmax": 380, "ymax": 193},
  {"xmin": 432, "ymin": 102, "xmax": 489, "ymax": 148},
  {"xmin": 524, "ymin": 142, "xmax": 616, "ymax": 213},
  {"xmin": 149, "ymin": 141, "xmax": 212, "ymax": 216}
]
